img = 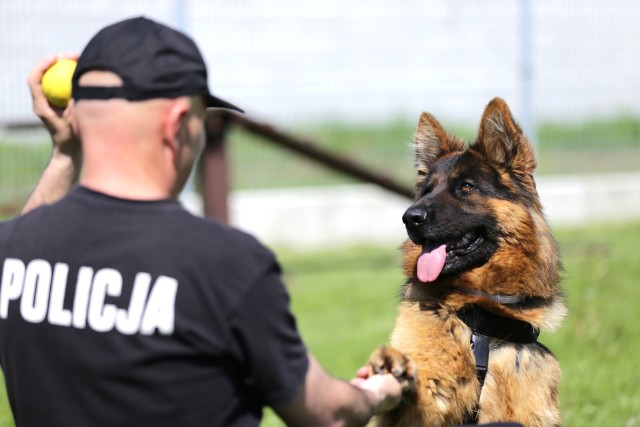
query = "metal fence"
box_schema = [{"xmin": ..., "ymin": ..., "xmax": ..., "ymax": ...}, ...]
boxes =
[{"xmin": 1, "ymin": 0, "xmax": 639, "ymax": 215}]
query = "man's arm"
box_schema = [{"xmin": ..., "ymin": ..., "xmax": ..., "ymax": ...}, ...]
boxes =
[
  {"xmin": 227, "ymin": 259, "xmax": 403, "ymax": 427},
  {"xmin": 274, "ymin": 354, "xmax": 401, "ymax": 427},
  {"xmin": 22, "ymin": 55, "xmax": 81, "ymax": 214}
]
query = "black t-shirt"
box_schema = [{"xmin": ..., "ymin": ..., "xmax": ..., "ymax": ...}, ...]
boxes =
[{"xmin": 0, "ymin": 186, "xmax": 308, "ymax": 427}]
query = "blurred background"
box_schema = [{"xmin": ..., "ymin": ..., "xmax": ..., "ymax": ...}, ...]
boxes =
[
  {"xmin": 0, "ymin": 1, "xmax": 639, "ymax": 425},
  {"xmin": 1, "ymin": 0, "xmax": 639, "ymax": 246}
]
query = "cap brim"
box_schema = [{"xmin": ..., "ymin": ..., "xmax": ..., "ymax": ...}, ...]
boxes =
[{"xmin": 205, "ymin": 94, "xmax": 243, "ymax": 112}]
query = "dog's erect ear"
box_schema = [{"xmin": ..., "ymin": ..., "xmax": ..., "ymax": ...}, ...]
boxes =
[
  {"xmin": 414, "ymin": 112, "xmax": 465, "ymax": 175},
  {"xmin": 475, "ymin": 97, "xmax": 536, "ymax": 177}
]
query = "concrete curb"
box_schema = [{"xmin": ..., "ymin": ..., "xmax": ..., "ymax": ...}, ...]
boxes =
[{"xmin": 182, "ymin": 172, "xmax": 640, "ymax": 250}]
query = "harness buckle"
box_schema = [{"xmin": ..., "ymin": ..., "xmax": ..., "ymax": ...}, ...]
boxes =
[{"xmin": 471, "ymin": 332, "xmax": 489, "ymax": 387}]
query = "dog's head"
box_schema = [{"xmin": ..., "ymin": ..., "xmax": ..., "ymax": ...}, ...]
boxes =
[{"xmin": 402, "ymin": 98, "xmax": 562, "ymax": 309}]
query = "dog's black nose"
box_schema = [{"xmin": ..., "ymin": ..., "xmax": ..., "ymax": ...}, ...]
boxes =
[{"xmin": 403, "ymin": 206, "xmax": 427, "ymax": 229}]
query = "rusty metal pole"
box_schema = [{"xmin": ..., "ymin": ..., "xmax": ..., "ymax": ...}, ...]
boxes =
[
  {"xmin": 200, "ymin": 111, "xmax": 231, "ymax": 224},
  {"xmin": 227, "ymin": 113, "xmax": 414, "ymax": 199}
]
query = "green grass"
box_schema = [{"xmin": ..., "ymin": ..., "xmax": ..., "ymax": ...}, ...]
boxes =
[
  {"xmin": 538, "ymin": 115, "xmax": 640, "ymax": 149},
  {"xmin": 537, "ymin": 115, "xmax": 640, "ymax": 175},
  {"xmin": 1, "ymin": 221, "xmax": 640, "ymax": 426},
  {"xmin": 546, "ymin": 222, "xmax": 640, "ymax": 425},
  {"xmin": 227, "ymin": 115, "xmax": 640, "ymax": 190},
  {"xmin": 260, "ymin": 221, "xmax": 640, "ymax": 426},
  {"xmin": 1, "ymin": 115, "xmax": 639, "ymax": 213},
  {"xmin": 0, "ymin": 141, "xmax": 49, "ymax": 215},
  {"xmin": 0, "ymin": 375, "xmax": 9, "ymax": 427},
  {"xmin": 1, "ymin": 116, "xmax": 640, "ymax": 423}
]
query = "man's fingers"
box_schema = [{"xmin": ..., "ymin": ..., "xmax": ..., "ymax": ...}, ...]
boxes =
[
  {"xmin": 29, "ymin": 53, "xmax": 80, "ymax": 117},
  {"xmin": 356, "ymin": 366, "xmax": 369, "ymax": 379},
  {"xmin": 356, "ymin": 373, "xmax": 402, "ymax": 414},
  {"xmin": 349, "ymin": 377, "xmax": 366, "ymax": 387},
  {"xmin": 28, "ymin": 56, "xmax": 61, "ymax": 120},
  {"xmin": 28, "ymin": 55, "xmax": 58, "ymax": 96},
  {"xmin": 57, "ymin": 52, "xmax": 80, "ymax": 61},
  {"xmin": 349, "ymin": 366, "xmax": 370, "ymax": 387},
  {"xmin": 27, "ymin": 55, "xmax": 81, "ymax": 154},
  {"xmin": 358, "ymin": 373, "xmax": 399, "ymax": 393}
]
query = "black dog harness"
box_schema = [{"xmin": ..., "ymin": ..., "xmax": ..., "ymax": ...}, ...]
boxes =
[
  {"xmin": 458, "ymin": 305, "xmax": 540, "ymax": 387},
  {"xmin": 456, "ymin": 303, "xmax": 540, "ymax": 424}
]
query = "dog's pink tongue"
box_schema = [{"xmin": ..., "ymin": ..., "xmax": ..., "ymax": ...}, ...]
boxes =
[{"xmin": 417, "ymin": 244, "xmax": 447, "ymax": 283}]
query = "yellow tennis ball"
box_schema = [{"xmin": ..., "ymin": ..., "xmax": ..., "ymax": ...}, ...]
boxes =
[{"xmin": 41, "ymin": 59, "xmax": 77, "ymax": 108}]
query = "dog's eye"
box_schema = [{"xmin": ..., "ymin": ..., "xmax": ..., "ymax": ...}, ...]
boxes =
[
  {"xmin": 420, "ymin": 181, "xmax": 433, "ymax": 196},
  {"xmin": 459, "ymin": 182, "xmax": 476, "ymax": 193}
]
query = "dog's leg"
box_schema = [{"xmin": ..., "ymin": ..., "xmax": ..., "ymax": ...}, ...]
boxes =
[
  {"xmin": 371, "ymin": 302, "xmax": 481, "ymax": 426},
  {"xmin": 478, "ymin": 344, "xmax": 561, "ymax": 427},
  {"xmin": 368, "ymin": 345, "xmax": 418, "ymax": 394}
]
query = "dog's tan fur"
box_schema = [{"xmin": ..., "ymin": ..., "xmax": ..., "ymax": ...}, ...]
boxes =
[{"xmin": 369, "ymin": 98, "xmax": 566, "ymax": 427}]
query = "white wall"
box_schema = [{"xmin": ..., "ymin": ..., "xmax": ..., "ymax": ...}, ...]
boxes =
[
  {"xmin": 178, "ymin": 173, "xmax": 640, "ymax": 250},
  {"xmin": 1, "ymin": 0, "xmax": 639, "ymax": 126}
]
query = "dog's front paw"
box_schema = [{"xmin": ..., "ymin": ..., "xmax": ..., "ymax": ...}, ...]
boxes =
[{"xmin": 368, "ymin": 345, "xmax": 417, "ymax": 394}]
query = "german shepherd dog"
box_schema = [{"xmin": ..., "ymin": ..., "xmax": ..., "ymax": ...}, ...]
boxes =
[{"xmin": 368, "ymin": 98, "xmax": 567, "ymax": 427}]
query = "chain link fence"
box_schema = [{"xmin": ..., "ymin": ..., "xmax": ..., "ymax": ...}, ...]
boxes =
[{"xmin": 1, "ymin": 0, "xmax": 639, "ymax": 214}]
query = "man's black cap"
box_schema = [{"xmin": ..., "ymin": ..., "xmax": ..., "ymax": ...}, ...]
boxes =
[{"xmin": 72, "ymin": 16, "xmax": 242, "ymax": 111}]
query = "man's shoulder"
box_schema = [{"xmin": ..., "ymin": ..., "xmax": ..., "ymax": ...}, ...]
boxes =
[
  {"xmin": 0, "ymin": 215, "xmax": 19, "ymax": 236},
  {"xmin": 0, "ymin": 205, "xmax": 47, "ymax": 234},
  {"xmin": 180, "ymin": 214, "xmax": 276, "ymax": 265}
]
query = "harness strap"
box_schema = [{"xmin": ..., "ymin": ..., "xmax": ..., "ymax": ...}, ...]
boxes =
[
  {"xmin": 457, "ymin": 305, "xmax": 540, "ymax": 424},
  {"xmin": 458, "ymin": 305, "xmax": 540, "ymax": 344},
  {"xmin": 470, "ymin": 332, "xmax": 490, "ymax": 387}
]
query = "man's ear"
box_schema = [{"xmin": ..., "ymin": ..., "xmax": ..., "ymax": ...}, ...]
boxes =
[
  {"xmin": 67, "ymin": 99, "xmax": 79, "ymax": 136},
  {"xmin": 162, "ymin": 99, "xmax": 191, "ymax": 153}
]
